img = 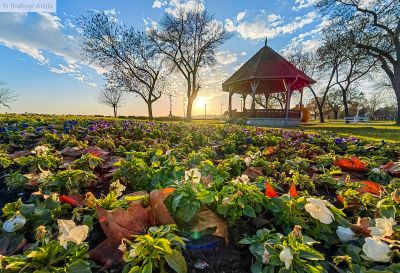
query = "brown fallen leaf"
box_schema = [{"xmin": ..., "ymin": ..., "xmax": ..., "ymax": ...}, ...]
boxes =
[
  {"xmin": 88, "ymin": 238, "xmax": 122, "ymax": 270},
  {"xmin": 60, "ymin": 147, "xmax": 86, "ymax": 157},
  {"xmin": 8, "ymin": 150, "xmax": 31, "ymax": 159},
  {"xmin": 89, "ymin": 188, "xmax": 175, "ymax": 268},
  {"xmin": 24, "ymin": 171, "xmax": 52, "ymax": 187},
  {"xmin": 244, "ymin": 167, "xmax": 264, "ymax": 179},
  {"xmin": 201, "ymin": 175, "xmax": 213, "ymax": 188},
  {"xmin": 102, "ymin": 156, "xmax": 121, "ymax": 169},
  {"xmin": 193, "ymin": 208, "xmax": 229, "ymax": 245},
  {"xmin": 352, "ymin": 217, "xmax": 371, "ymax": 236},
  {"xmin": 149, "ymin": 188, "xmax": 176, "ymax": 226}
]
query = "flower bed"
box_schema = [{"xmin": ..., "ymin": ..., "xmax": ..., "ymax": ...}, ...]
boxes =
[{"xmin": 0, "ymin": 115, "xmax": 399, "ymax": 272}]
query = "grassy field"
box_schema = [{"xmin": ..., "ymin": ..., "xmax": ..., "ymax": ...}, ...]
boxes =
[{"xmin": 301, "ymin": 121, "xmax": 400, "ymax": 143}]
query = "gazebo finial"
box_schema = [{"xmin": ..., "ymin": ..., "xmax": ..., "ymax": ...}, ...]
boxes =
[{"xmin": 265, "ymin": 36, "xmax": 268, "ymax": 47}]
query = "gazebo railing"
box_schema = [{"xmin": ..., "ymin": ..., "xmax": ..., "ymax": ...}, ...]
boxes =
[{"xmin": 231, "ymin": 109, "xmax": 301, "ymax": 119}]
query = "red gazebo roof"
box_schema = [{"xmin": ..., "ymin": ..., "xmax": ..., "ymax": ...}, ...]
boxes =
[{"xmin": 222, "ymin": 45, "xmax": 315, "ymax": 94}]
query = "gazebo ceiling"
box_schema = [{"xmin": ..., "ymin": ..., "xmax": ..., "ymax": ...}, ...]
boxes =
[{"xmin": 222, "ymin": 45, "xmax": 316, "ymax": 94}]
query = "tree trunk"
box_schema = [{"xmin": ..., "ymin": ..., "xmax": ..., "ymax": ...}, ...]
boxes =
[
  {"xmin": 186, "ymin": 96, "xmax": 195, "ymax": 121},
  {"xmin": 393, "ymin": 65, "xmax": 400, "ymax": 124},
  {"xmin": 113, "ymin": 106, "xmax": 117, "ymax": 117},
  {"xmin": 334, "ymin": 110, "xmax": 339, "ymax": 120},
  {"xmin": 147, "ymin": 102, "xmax": 153, "ymax": 120},
  {"xmin": 318, "ymin": 105, "xmax": 325, "ymax": 123},
  {"xmin": 342, "ymin": 89, "xmax": 350, "ymax": 120}
]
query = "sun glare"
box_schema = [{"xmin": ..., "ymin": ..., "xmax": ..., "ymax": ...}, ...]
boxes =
[{"xmin": 195, "ymin": 97, "xmax": 206, "ymax": 108}]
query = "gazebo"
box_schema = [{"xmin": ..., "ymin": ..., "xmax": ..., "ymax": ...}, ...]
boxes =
[{"xmin": 222, "ymin": 40, "xmax": 315, "ymax": 127}]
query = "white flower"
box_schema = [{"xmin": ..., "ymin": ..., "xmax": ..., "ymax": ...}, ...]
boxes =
[
  {"xmin": 58, "ymin": 219, "xmax": 89, "ymax": 249},
  {"xmin": 362, "ymin": 237, "xmax": 391, "ymax": 263},
  {"xmin": 110, "ymin": 180, "xmax": 126, "ymax": 197},
  {"xmin": 279, "ymin": 246, "xmax": 293, "ymax": 269},
  {"xmin": 185, "ymin": 168, "xmax": 201, "ymax": 184},
  {"xmin": 235, "ymin": 174, "xmax": 250, "ymax": 184},
  {"xmin": 370, "ymin": 218, "xmax": 397, "ymax": 238},
  {"xmin": 336, "ymin": 226, "xmax": 357, "ymax": 242},
  {"xmin": 304, "ymin": 198, "xmax": 334, "ymax": 224},
  {"xmin": 32, "ymin": 145, "xmax": 49, "ymax": 155},
  {"xmin": 244, "ymin": 157, "xmax": 252, "ymax": 167},
  {"xmin": 371, "ymin": 168, "xmax": 381, "ymax": 174},
  {"xmin": 3, "ymin": 214, "xmax": 26, "ymax": 232},
  {"xmin": 262, "ymin": 248, "xmax": 270, "ymax": 264}
]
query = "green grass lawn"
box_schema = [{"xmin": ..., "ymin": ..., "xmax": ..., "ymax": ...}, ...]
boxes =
[{"xmin": 301, "ymin": 121, "xmax": 400, "ymax": 143}]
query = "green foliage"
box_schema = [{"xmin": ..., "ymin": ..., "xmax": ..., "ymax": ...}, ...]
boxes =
[
  {"xmin": 240, "ymin": 227, "xmax": 327, "ymax": 273},
  {"xmin": 42, "ymin": 169, "xmax": 97, "ymax": 194},
  {"xmin": 113, "ymin": 155, "xmax": 152, "ymax": 191},
  {"xmin": 5, "ymin": 171, "xmax": 28, "ymax": 190},
  {"xmin": 216, "ymin": 180, "xmax": 266, "ymax": 222},
  {"xmin": 72, "ymin": 153, "xmax": 103, "ymax": 171},
  {"xmin": 122, "ymin": 225, "xmax": 186, "ymax": 273},
  {"xmin": 0, "ymin": 240, "xmax": 93, "ymax": 273},
  {"xmin": 168, "ymin": 181, "xmax": 215, "ymax": 225}
]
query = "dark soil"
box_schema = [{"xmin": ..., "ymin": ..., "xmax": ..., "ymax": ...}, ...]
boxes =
[{"xmin": 185, "ymin": 243, "xmax": 252, "ymax": 273}]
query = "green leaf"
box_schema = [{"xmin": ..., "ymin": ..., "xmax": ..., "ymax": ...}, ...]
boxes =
[
  {"xmin": 251, "ymin": 260, "xmax": 262, "ymax": 273},
  {"xmin": 243, "ymin": 205, "xmax": 256, "ymax": 217},
  {"xmin": 298, "ymin": 245, "xmax": 324, "ymax": 260},
  {"xmin": 68, "ymin": 259, "xmax": 92, "ymax": 273},
  {"xmin": 142, "ymin": 262, "xmax": 153, "ymax": 273},
  {"xmin": 165, "ymin": 249, "xmax": 187, "ymax": 273},
  {"xmin": 127, "ymin": 266, "xmax": 142, "ymax": 273}
]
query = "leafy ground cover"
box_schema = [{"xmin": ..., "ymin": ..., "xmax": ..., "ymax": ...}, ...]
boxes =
[{"xmin": 0, "ymin": 114, "xmax": 399, "ymax": 273}]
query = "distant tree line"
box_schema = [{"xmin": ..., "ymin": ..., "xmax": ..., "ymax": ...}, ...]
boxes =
[
  {"xmin": 289, "ymin": 0, "xmax": 399, "ymax": 124},
  {"xmin": 79, "ymin": 2, "xmax": 230, "ymax": 119}
]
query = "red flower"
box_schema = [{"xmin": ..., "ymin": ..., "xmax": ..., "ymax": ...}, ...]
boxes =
[
  {"xmin": 265, "ymin": 180, "xmax": 279, "ymax": 198},
  {"xmin": 333, "ymin": 156, "xmax": 367, "ymax": 172},
  {"xmin": 288, "ymin": 183, "xmax": 298, "ymax": 197},
  {"xmin": 59, "ymin": 194, "xmax": 85, "ymax": 207}
]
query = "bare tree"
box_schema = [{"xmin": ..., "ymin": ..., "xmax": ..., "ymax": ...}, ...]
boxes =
[
  {"xmin": 80, "ymin": 11, "xmax": 167, "ymax": 119},
  {"xmin": 317, "ymin": 0, "xmax": 400, "ymax": 124},
  {"xmin": 325, "ymin": 90, "xmax": 343, "ymax": 119},
  {"xmin": 318, "ymin": 34, "xmax": 376, "ymax": 118},
  {"xmin": 97, "ymin": 86, "xmax": 125, "ymax": 117},
  {"xmin": 149, "ymin": 3, "xmax": 231, "ymax": 120},
  {"xmin": 289, "ymin": 48, "xmax": 336, "ymax": 122},
  {"xmin": 0, "ymin": 82, "xmax": 17, "ymax": 109},
  {"xmin": 367, "ymin": 91, "xmax": 386, "ymax": 117}
]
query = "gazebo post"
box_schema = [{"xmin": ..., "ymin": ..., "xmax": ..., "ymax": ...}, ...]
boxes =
[
  {"xmin": 243, "ymin": 93, "xmax": 247, "ymax": 112},
  {"xmin": 228, "ymin": 87, "xmax": 233, "ymax": 118},
  {"xmin": 299, "ymin": 88, "xmax": 303, "ymax": 119},
  {"xmin": 250, "ymin": 81, "xmax": 259, "ymax": 117},
  {"xmin": 284, "ymin": 80, "xmax": 291, "ymax": 127}
]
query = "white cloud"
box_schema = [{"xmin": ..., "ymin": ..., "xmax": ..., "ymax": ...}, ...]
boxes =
[
  {"xmin": 225, "ymin": 11, "xmax": 318, "ymax": 41},
  {"xmin": 236, "ymin": 11, "xmax": 246, "ymax": 22},
  {"xmin": 152, "ymin": 0, "xmax": 166, "ymax": 8},
  {"xmin": 165, "ymin": 0, "xmax": 205, "ymax": 17},
  {"xmin": 240, "ymin": 51, "xmax": 247, "ymax": 56},
  {"xmin": 292, "ymin": 0, "xmax": 317, "ymax": 11},
  {"xmin": 0, "ymin": 13, "xmax": 100, "ymax": 87},
  {"xmin": 216, "ymin": 50, "xmax": 238, "ymax": 65}
]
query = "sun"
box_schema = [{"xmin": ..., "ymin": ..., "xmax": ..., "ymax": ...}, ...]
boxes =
[{"xmin": 195, "ymin": 97, "xmax": 207, "ymax": 108}]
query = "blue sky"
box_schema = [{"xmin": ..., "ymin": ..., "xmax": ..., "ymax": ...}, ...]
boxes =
[{"xmin": 0, "ymin": 0, "xmax": 322, "ymax": 116}]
